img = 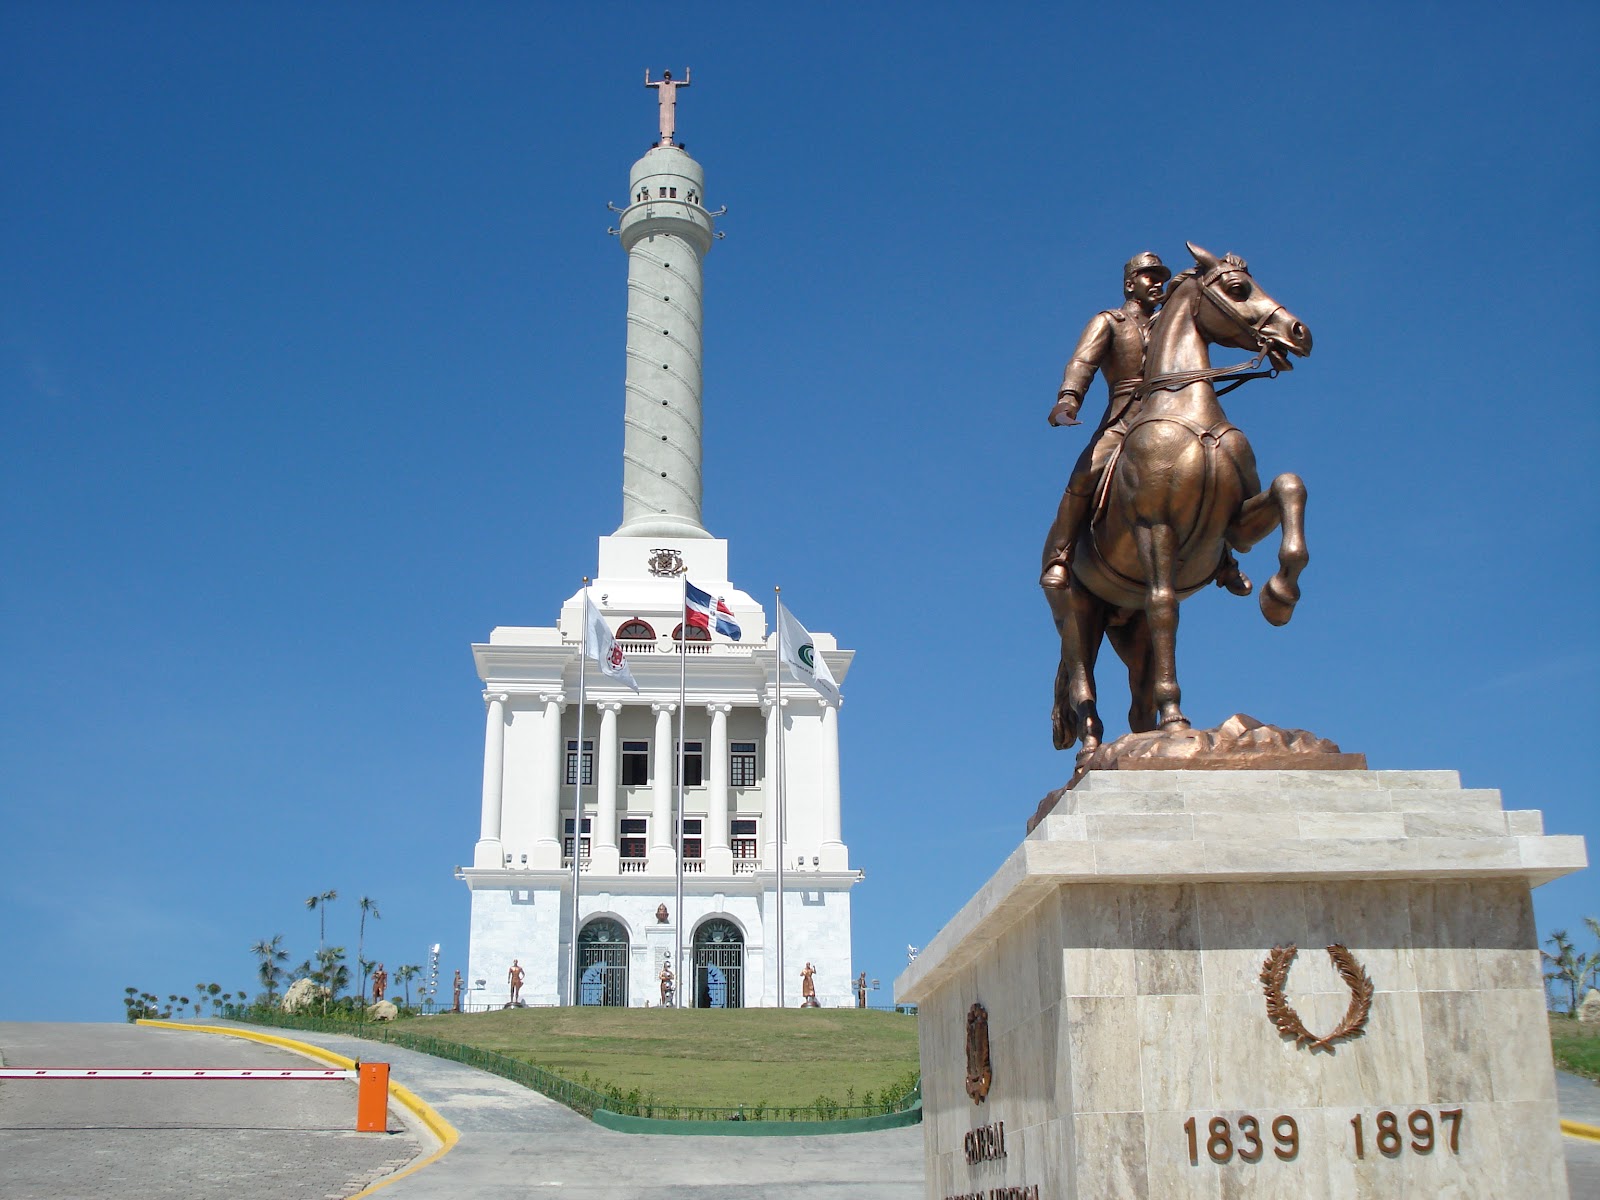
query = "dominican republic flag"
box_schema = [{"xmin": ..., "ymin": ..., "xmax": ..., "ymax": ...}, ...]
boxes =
[{"xmin": 685, "ymin": 580, "xmax": 742, "ymax": 641}]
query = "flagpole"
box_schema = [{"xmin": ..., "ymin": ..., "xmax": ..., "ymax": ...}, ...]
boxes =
[
  {"xmin": 774, "ymin": 585, "xmax": 786, "ymax": 1010},
  {"xmin": 570, "ymin": 578, "xmax": 591, "ymax": 1007},
  {"xmin": 675, "ymin": 576, "xmax": 688, "ymax": 1008}
]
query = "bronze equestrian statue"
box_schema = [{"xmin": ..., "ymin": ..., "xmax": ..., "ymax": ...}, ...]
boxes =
[{"xmin": 1045, "ymin": 243, "xmax": 1313, "ymax": 761}]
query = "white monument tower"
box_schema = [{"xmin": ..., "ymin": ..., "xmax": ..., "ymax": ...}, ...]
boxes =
[{"xmin": 456, "ymin": 72, "xmax": 861, "ymax": 1010}]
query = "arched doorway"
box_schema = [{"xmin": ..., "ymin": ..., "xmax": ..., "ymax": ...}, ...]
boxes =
[
  {"xmin": 691, "ymin": 918, "xmax": 744, "ymax": 1009},
  {"xmin": 578, "ymin": 917, "xmax": 629, "ymax": 1006}
]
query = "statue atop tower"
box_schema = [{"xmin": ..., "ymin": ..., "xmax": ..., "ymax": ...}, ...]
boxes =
[{"xmin": 644, "ymin": 68, "xmax": 691, "ymax": 146}]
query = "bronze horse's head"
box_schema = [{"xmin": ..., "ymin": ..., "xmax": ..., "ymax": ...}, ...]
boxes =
[{"xmin": 1183, "ymin": 241, "xmax": 1313, "ymax": 373}]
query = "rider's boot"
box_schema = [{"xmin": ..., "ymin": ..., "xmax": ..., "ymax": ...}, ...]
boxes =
[
  {"xmin": 1041, "ymin": 489, "xmax": 1092, "ymax": 590},
  {"xmin": 1213, "ymin": 546, "xmax": 1252, "ymax": 596}
]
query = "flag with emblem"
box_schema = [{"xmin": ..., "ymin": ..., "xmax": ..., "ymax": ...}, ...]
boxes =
[
  {"xmin": 584, "ymin": 591, "xmax": 638, "ymax": 692},
  {"xmin": 776, "ymin": 601, "xmax": 839, "ymax": 705}
]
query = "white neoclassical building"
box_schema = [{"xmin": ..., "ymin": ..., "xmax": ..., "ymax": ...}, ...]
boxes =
[{"xmin": 456, "ymin": 77, "xmax": 860, "ymax": 1010}]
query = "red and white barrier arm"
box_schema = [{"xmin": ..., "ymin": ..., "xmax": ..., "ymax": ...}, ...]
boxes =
[{"xmin": 0, "ymin": 1068, "xmax": 353, "ymax": 1081}]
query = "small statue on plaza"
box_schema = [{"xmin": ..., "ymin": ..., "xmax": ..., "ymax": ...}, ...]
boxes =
[
  {"xmin": 801, "ymin": 962, "xmax": 819, "ymax": 1008},
  {"xmin": 370, "ymin": 963, "xmax": 387, "ymax": 1003},
  {"xmin": 452, "ymin": 969, "xmax": 463, "ymax": 1013},
  {"xmin": 856, "ymin": 971, "xmax": 868, "ymax": 1009},
  {"xmin": 659, "ymin": 954, "xmax": 675, "ymax": 1006},
  {"xmin": 1042, "ymin": 244, "xmax": 1315, "ymax": 774},
  {"xmin": 507, "ymin": 959, "xmax": 525, "ymax": 1005}
]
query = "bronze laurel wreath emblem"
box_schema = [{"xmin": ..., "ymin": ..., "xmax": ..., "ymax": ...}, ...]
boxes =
[{"xmin": 1259, "ymin": 943, "xmax": 1374, "ymax": 1051}]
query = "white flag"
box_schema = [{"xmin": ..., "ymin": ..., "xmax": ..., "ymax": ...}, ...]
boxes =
[
  {"xmin": 584, "ymin": 591, "xmax": 639, "ymax": 692},
  {"xmin": 777, "ymin": 602, "xmax": 840, "ymax": 705}
]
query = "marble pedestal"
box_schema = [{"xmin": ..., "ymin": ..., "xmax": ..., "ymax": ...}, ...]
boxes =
[{"xmin": 895, "ymin": 770, "xmax": 1587, "ymax": 1200}]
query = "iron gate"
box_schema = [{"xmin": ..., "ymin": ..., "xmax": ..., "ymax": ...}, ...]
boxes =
[
  {"xmin": 578, "ymin": 918, "xmax": 629, "ymax": 1006},
  {"xmin": 691, "ymin": 919, "xmax": 744, "ymax": 1008}
]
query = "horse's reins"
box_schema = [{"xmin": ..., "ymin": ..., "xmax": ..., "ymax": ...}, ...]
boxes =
[{"xmin": 1134, "ymin": 267, "xmax": 1284, "ymax": 402}]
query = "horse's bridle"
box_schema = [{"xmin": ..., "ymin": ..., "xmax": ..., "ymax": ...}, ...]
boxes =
[{"xmin": 1135, "ymin": 265, "xmax": 1284, "ymax": 401}]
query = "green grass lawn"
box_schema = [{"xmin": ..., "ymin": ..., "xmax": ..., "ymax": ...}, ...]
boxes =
[
  {"xmin": 1551, "ymin": 1015, "xmax": 1600, "ymax": 1083},
  {"xmin": 406, "ymin": 1006, "xmax": 920, "ymax": 1109}
]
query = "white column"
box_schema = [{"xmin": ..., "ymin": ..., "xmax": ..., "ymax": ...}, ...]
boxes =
[
  {"xmin": 817, "ymin": 700, "xmax": 847, "ymax": 870},
  {"xmin": 649, "ymin": 701, "xmax": 677, "ymax": 871},
  {"xmin": 592, "ymin": 702, "xmax": 623, "ymax": 873},
  {"xmin": 530, "ymin": 691, "xmax": 565, "ymax": 869},
  {"xmin": 474, "ymin": 691, "xmax": 509, "ymax": 868},
  {"xmin": 705, "ymin": 703, "xmax": 733, "ymax": 874}
]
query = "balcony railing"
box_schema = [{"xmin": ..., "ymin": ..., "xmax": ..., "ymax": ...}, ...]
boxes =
[
  {"xmin": 733, "ymin": 860, "xmax": 758, "ymax": 875},
  {"xmin": 619, "ymin": 858, "xmax": 648, "ymax": 873},
  {"xmin": 565, "ymin": 638, "xmax": 755, "ymax": 658},
  {"xmin": 560, "ymin": 857, "xmax": 592, "ymax": 873},
  {"xmin": 682, "ymin": 859, "xmax": 704, "ymax": 874}
]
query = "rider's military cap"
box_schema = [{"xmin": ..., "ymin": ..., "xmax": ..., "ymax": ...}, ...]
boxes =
[{"xmin": 1123, "ymin": 251, "xmax": 1172, "ymax": 284}]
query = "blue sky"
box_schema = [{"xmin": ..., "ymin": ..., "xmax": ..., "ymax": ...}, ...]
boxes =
[{"xmin": 3, "ymin": 3, "xmax": 1596, "ymax": 1021}]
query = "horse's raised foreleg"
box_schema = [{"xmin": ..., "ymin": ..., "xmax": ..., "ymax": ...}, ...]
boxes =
[
  {"xmin": 1047, "ymin": 580, "xmax": 1107, "ymax": 754},
  {"xmin": 1227, "ymin": 472, "xmax": 1308, "ymax": 626},
  {"xmin": 1134, "ymin": 522, "xmax": 1188, "ymax": 730}
]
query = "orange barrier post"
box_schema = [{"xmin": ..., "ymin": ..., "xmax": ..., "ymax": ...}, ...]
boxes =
[{"xmin": 355, "ymin": 1062, "xmax": 390, "ymax": 1132}]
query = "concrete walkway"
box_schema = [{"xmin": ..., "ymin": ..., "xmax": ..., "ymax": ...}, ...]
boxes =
[{"xmin": 251, "ymin": 1022, "xmax": 925, "ymax": 1200}]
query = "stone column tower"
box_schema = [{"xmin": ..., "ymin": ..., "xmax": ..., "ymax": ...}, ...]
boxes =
[{"xmin": 612, "ymin": 80, "xmax": 719, "ymax": 540}]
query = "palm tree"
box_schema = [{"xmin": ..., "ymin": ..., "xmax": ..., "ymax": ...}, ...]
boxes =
[
  {"xmin": 313, "ymin": 946, "xmax": 350, "ymax": 1014},
  {"xmin": 250, "ymin": 935, "xmax": 290, "ymax": 1004},
  {"xmin": 306, "ymin": 889, "xmax": 338, "ymax": 959},
  {"xmin": 1541, "ymin": 929, "xmax": 1596, "ymax": 1014},
  {"xmin": 356, "ymin": 896, "xmax": 381, "ymax": 1003},
  {"xmin": 395, "ymin": 964, "xmax": 421, "ymax": 1009}
]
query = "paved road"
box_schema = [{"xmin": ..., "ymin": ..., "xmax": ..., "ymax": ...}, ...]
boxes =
[
  {"xmin": 1559, "ymin": 1070, "xmax": 1600, "ymax": 1198},
  {"xmin": 0, "ymin": 1022, "xmax": 420, "ymax": 1200}
]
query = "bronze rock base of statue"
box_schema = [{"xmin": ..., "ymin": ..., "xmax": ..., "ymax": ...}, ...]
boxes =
[{"xmin": 1028, "ymin": 713, "xmax": 1364, "ymax": 832}]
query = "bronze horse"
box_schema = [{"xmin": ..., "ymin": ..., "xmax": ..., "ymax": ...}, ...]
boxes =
[{"xmin": 1049, "ymin": 243, "xmax": 1313, "ymax": 760}]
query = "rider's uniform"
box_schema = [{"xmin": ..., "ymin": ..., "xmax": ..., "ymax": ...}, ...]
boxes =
[
  {"xmin": 1042, "ymin": 304, "xmax": 1154, "ymax": 575},
  {"xmin": 1058, "ymin": 305, "xmax": 1153, "ymax": 494}
]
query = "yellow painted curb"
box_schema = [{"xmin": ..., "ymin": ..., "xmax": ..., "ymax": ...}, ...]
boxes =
[
  {"xmin": 1565, "ymin": 1118, "xmax": 1600, "ymax": 1143},
  {"xmin": 138, "ymin": 1020, "xmax": 459, "ymax": 1195}
]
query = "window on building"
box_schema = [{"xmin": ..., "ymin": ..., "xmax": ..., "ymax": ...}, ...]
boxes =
[
  {"xmin": 658, "ymin": 186, "xmax": 667, "ymax": 197},
  {"xmin": 669, "ymin": 186, "xmax": 677, "ymax": 198},
  {"xmin": 682, "ymin": 817, "xmax": 702, "ymax": 859},
  {"xmin": 732, "ymin": 818, "xmax": 759, "ymax": 860},
  {"xmin": 565, "ymin": 739, "xmax": 593, "ymax": 786},
  {"xmin": 675, "ymin": 740, "xmax": 704, "ymax": 787},
  {"xmin": 621, "ymin": 740, "xmax": 649, "ymax": 786},
  {"xmin": 620, "ymin": 817, "xmax": 647, "ymax": 859},
  {"xmin": 730, "ymin": 741, "xmax": 757, "ymax": 787},
  {"xmin": 670, "ymin": 623, "xmax": 711, "ymax": 642},
  {"xmin": 616, "ymin": 618, "xmax": 655, "ymax": 642},
  {"xmin": 563, "ymin": 817, "xmax": 591, "ymax": 859}
]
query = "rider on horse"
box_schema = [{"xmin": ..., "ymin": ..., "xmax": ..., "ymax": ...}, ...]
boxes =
[{"xmin": 1040, "ymin": 252, "xmax": 1251, "ymax": 596}]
